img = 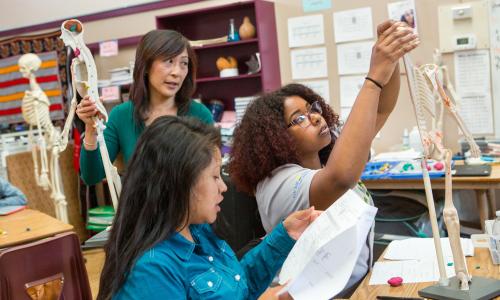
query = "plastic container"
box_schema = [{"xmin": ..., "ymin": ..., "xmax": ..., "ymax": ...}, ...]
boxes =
[
  {"xmin": 409, "ymin": 126, "xmax": 423, "ymax": 153},
  {"xmin": 489, "ymin": 210, "xmax": 500, "ymax": 264},
  {"xmin": 493, "ymin": 211, "xmax": 500, "ymax": 235},
  {"xmin": 402, "ymin": 128, "xmax": 410, "ymax": 150}
]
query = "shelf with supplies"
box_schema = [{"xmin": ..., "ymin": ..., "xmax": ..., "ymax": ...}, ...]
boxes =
[
  {"xmin": 196, "ymin": 73, "xmax": 260, "ymax": 83},
  {"xmin": 192, "ymin": 38, "xmax": 258, "ymax": 51},
  {"xmin": 156, "ymin": 0, "xmax": 280, "ymax": 114}
]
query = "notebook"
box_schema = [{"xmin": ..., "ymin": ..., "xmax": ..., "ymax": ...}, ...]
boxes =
[
  {"xmin": 453, "ymin": 164, "xmax": 492, "ymax": 177},
  {"xmin": 0, "ymin": 205, "xmax": 26, "ymax": 216}
]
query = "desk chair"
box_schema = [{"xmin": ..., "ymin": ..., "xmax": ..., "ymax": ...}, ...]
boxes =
[
  {"xmin": 213, "ymin": 173, "xmax": 265, "ymax": 257},
  {"xmin": 0, "ymin": 232, "xmax": 92, "ymax": 300}
]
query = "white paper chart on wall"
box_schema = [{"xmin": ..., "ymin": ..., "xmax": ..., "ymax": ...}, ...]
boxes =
[
  {"xmin": 491, "ymin": 0, "xmax": 500, "ymax": 136},
  {"xmin": 336, "ymin": 41, "xmax": 372, "ymax": 75},
  {"xmin": 290, "ymin": 47, "xmax": 328, "ymax": 80},
  {"xmin": 333, "ymin": 7, "xmax": 373, "ymax": 43},
  {"xmin": 454, "ymin": 49, "xmax": 493, "ymax": 135},
  {"xmin": 287, "ymin": 14, "xmax": 325, "ymax": 48}
]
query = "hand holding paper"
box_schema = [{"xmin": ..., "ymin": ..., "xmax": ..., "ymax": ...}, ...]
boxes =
[{"xmin": 278, "ymin": 190, "xmax": 377, "ymax": 300}]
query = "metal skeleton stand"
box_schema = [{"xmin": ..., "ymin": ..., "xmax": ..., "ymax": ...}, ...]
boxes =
[
  {"xmin": 403, "ymin": 55, "xmax": 500, "ymax": 300},
  {"xmin": 60, "ymin": 19, "xmax": 122, "ymax": 209}
]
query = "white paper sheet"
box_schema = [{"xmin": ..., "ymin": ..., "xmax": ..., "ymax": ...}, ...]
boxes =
[
  {"xmin": 337, "ymin": 41, "xmax": 373, "ymax": 75},
  {"xmin": 298, "ymin": 79, "xmax": 330, "ymax": 102},
  {"xmin": 387, "ymin": 0, "xmax": 418, "ymax": 33},
  {"xmin": 454, "ymin": 50, "xmax": 493, "ymax": 134},
  {"xmin": 291, "ymin": 47, "xmax": 328, "ymax": 80},
  {"xmin": 302, "ymin": 0, "xmax": 331, "ymax": 12},
  {"xmin": 288, "ymin": 14, "xmax": 325, "ymax": 48},
  {"xmin": 369, "ymin": 259, "xmax": 456, "ymax": 285},
  {"xmin": 371, "ymin": 149, "xmax": 422, "ymax": 161},
  {"xmin": 278, "ymin": 189, "xmax": 377, "ymax": 300},
  {"xmin": 333, "ymin": 7, "xmax": 373, "ymax": 43},
  {"xmin": 384, "ymin": 238, "xmax": 475, "ymax": 260},
  {"xmin": 339, "ymin": 75, "xmax": 365, "ymax": 107},
  {"xmin": 490, "ymin": 0, "xmax": 500, "ymax": 136}
]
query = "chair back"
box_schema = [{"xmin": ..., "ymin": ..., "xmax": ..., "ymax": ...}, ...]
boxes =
[{"xmin": 0, "ymin": 232, "xmax": 92, "ymax": 300}]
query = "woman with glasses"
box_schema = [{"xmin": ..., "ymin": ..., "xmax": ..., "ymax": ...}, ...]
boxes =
[{"xmin": 229, "ymin": 20, "xmax": 419, "ymax": 296}]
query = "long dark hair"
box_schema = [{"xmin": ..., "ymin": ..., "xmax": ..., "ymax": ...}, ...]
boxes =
[
  {"xmin": 229, "ymin": 83, "xmax": 340, "ymax": 195},
  {"xmin": 97, "ymin": 116, "xmax": 220, "ymax": 300},
  {"xmin": 130, "ymin": 29, "xmax": 197, "ymax": 124}
]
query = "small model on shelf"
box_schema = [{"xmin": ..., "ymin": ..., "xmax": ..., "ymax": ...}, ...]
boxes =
[
  {"xmin": 239, "ymin": 16, "xmax": 256, "ymax": 40},
  {"xmin": 216, "ymin": 56, "xmax": 238, "ymax": 77},
  {"xmin": 227, "ymin": 18, "xmax": 240, "ymax": 42},
  {"xmin": 245, "ymin": 52, "xmax": 261, "ymax": 74}
]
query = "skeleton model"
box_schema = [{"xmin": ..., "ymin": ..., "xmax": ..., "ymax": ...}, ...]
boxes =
[
  {"xmin": 60, "ymin": 19, "xmax": 122, "ymax": 209},
  {"xmin": 403, "ymin": 55, "xmax": 481, "ymax": 291},
  {"xmin": 18, "ymin": 53, "xmax": 70, "ymax": 223}
]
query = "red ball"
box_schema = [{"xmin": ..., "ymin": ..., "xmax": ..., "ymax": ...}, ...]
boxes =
[
  {"xmin": 434, "ymin": 161, "xmax": 444, "ymax": 171},
  {"xmin": 387, "ymin": 276, "xmax": 403, "ymax": 287}
]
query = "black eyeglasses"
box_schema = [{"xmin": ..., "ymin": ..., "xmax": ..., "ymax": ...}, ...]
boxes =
[{"xmin": 287, "ymin": 101, "xmax": 323, "ymax": 128}]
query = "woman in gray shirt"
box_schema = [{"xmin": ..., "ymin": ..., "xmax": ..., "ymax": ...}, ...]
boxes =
[{"xmin": 229, "ymin": 20, "xmax": 419, "ymax": 296}]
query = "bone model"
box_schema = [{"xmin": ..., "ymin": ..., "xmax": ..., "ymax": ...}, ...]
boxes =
[
  {"xmin": 403, "ymin": 54, "xmax": 481, "ymax": 290},
  {"xmin": 60, "ymin": 19, "xmax": 122, "ymax": 209}
]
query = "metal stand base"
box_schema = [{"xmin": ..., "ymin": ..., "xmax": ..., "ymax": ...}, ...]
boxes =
[{"xmin": 418, "ymin": 276, "xmax": 500, "ymax": 300}]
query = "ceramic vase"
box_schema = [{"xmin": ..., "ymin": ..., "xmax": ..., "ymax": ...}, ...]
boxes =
[{"xmin": 239, "ymin": 16, "xmax": 256, "ymax": 40}]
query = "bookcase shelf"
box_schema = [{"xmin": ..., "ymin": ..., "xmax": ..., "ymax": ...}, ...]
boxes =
[
  {"xmin": 192, "ymin": 38, "xmax": 258, "ymax": 51},
  {"xmin": 196, "ymin": 73, "xmax": 260, "ymax": 83},
  {"xmin": 156, "ymin": 0, "xmax": 280, "ymax": 111}
]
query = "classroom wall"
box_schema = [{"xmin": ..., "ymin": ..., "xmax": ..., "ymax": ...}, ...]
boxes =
[
  {"xmin": 2, "ymin": 0, "xmax": 490, "ymax": 155},
  {"xmin": 274, "ymin": 0, "xmax": 474, "ymax": 155}
]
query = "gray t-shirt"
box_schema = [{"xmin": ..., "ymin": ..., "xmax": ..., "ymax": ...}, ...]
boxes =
[{"xmin": 256, "ymin": 163, "xmax": 374, "ymax": 292}]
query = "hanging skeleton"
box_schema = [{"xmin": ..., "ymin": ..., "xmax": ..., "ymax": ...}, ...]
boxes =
[
  {"xmin": 18, "ymin": 53, "xmax": 71, "ymax": 223},
  {"xmin": 60, "ymin": 19, "xmax": 122, "ymax": 209},
  {"xmin": 403, "ymin": 54, "xmax": 481, "ymax": 290}
]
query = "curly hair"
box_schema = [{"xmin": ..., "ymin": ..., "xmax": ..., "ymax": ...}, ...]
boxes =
[{"xmin": 229, "ymin": 83, "xmax": 340, "ymax": 195}]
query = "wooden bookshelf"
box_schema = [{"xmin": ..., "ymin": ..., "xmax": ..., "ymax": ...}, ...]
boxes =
[{"xmin": 156, "ymin": 0, "xmax": 281, "ymax": 111}]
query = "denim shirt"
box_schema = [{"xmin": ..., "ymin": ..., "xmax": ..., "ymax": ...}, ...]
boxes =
[
  {"xmin": 0, "ymin": 177, "xmax": 27, "ymax": 207},
  {"xmin": 114, "ymin": 222, "xmax": 295, "ymax": 300}
]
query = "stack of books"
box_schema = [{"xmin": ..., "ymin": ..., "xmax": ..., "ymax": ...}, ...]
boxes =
[
  {"xmin": 234, "ymin": 96, "xmax": 255, "ymax": 122},
  {"xmin": 216, "ymin": 111, "xmax": 236, "ymax": 155},
  {"xmin": 109, "ymin": 67, "xmax": 133, "ymax": 86},
  {"xmin": 86, "ymin": 205, "xmax": 115, "ymax": 232}
]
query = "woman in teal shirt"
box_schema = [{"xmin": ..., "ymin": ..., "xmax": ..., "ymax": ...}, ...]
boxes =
[
  {"xmin": 97, "ymin": 116, "xmax": 319, "ymax": 300},
  {"xmin": 76, "ymin": 30, "xmax": 213, "ymax": 185}
]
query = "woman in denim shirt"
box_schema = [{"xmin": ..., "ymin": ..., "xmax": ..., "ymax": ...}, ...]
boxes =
[{"xmin": 97, "ymin": 116, "xmax": 320, "ymax": 300}]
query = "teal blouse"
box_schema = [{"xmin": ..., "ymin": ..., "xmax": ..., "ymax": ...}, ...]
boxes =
[
  {"xmin": 80, "ymin": 100, "xmax": 214, "ymax": 185},
  {"xmin": 113, "ymin": 222, "xmax": 295, "ymax": 300}
]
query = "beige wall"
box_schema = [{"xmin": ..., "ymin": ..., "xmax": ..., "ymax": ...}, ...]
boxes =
[
  {"xmin": 7, "ymin": 0, "xmax": 491, "ymax": 154},
  {"xmin": 272, "ymin": 0, "xmax": 489, "ymax": 155}
]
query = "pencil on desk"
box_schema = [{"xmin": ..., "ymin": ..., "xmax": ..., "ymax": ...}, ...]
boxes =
[{"xmin": 376, "ymin": 296, "xmax": 423, "ymax": 300}]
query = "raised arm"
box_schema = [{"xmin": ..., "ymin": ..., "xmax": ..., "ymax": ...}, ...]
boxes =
[{"xmin": 310, "ymin": 21, "xmax": 419, "ymax": 210}]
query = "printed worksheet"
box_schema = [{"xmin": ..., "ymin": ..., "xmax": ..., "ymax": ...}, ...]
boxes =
[
  {"xmin": 288, "ymin": 14, "xmax": 325, "ymax": 48},
  {"xmin": 278, "ymin": 189, "xmax": 377, "ymax": 300}
]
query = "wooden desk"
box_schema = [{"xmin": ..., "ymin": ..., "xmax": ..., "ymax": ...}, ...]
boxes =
[
  {"xmin": 363, "ymin": 164, "xmax": 500, "ymax": 230},
  {"xmin": 350, "ymin": 248, "xmax": 500, "ymax": 299},
  {"xmin": 0, "ymin": 209, "xmax": 73, "ymax": 248},
  {"xmin": 83, "ymin": 248, "xmax": 105, "ymax": 298}
]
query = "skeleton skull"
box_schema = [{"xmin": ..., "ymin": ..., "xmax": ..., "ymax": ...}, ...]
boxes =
[
  {"xmin": 18, "ymin": 53, "xmax": 41, "ymax": 78},
  {"xmin": 60, "ymin": 19, "xmax": 83, "ymax": 50}
]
